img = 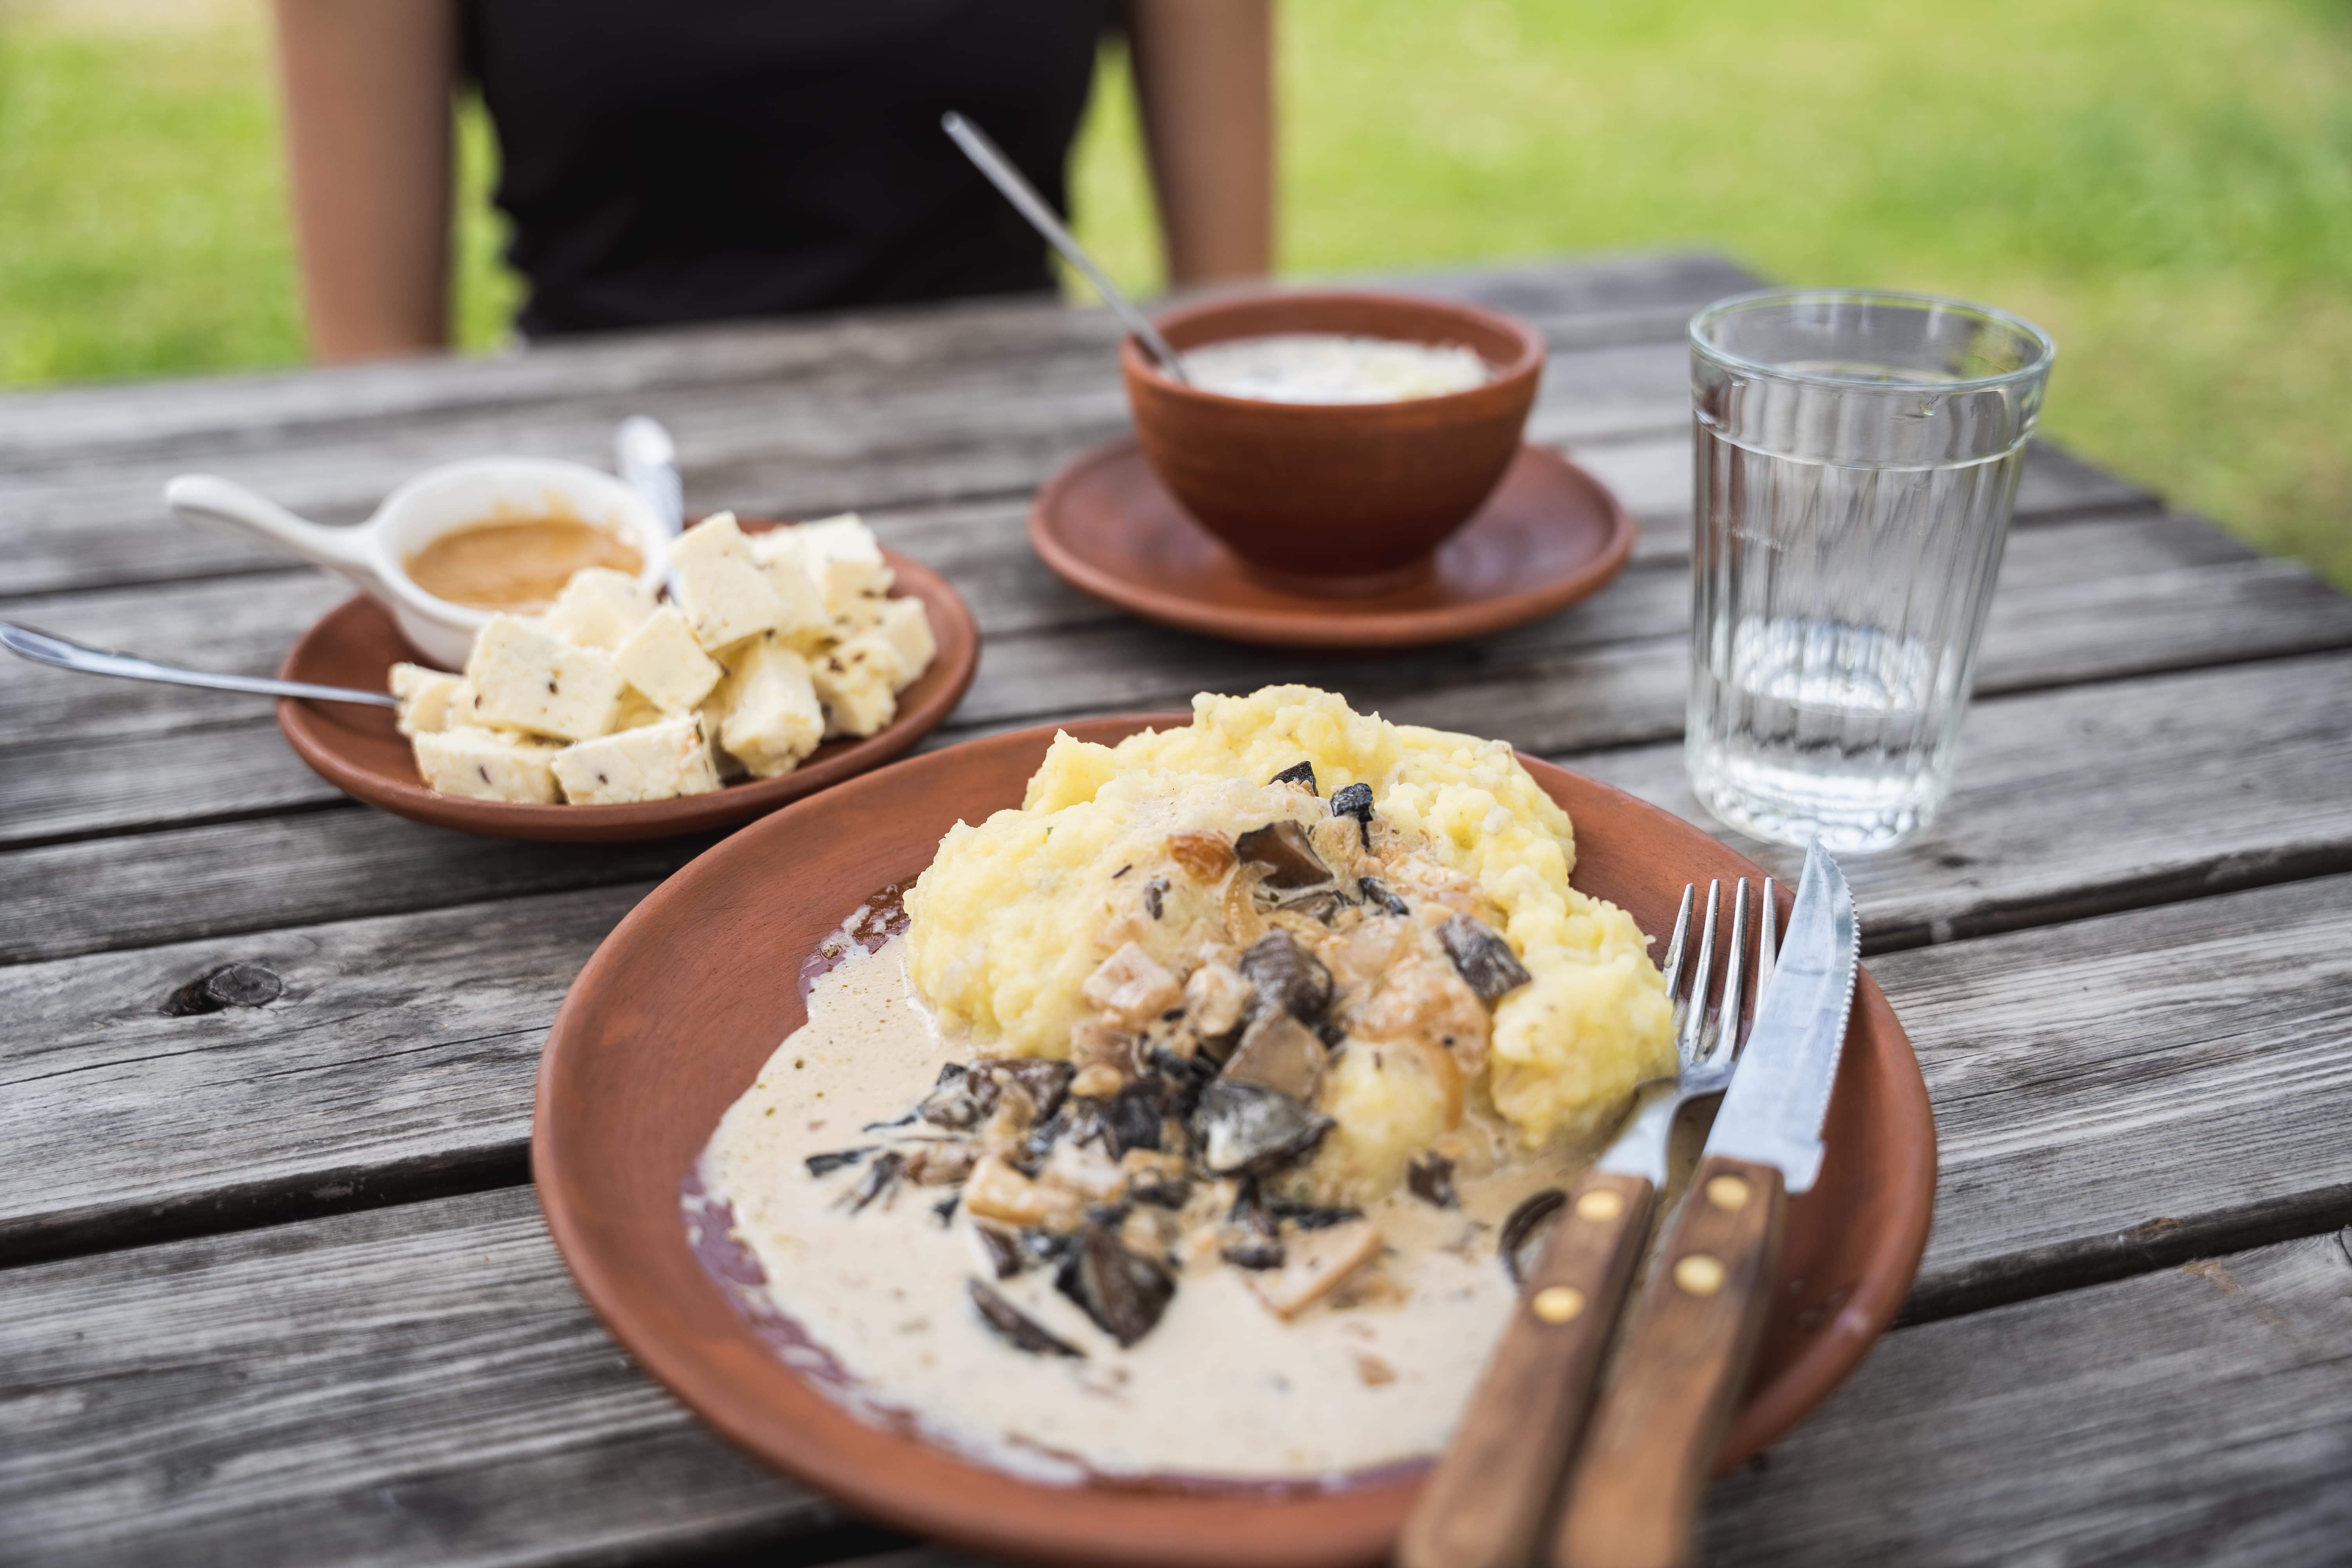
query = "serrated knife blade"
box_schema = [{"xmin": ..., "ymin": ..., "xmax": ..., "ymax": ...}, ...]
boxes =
[{"xmin": 1700, "ymin": 841, "xmax": 1858, "ymax": 1193}]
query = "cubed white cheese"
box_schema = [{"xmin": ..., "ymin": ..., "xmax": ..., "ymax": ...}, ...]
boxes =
[
  {"xmin": 389, "ymin": 662, "xmax": 463, "ymax": 736},
  {"xmin": 461, "ymin": 613, "xmax": 628, "ymax": 741},
  {"xmin": 613, "ymin": 684, "xmax": 665, "ymax": 732},
  {"xmin": 795, "ymin": 512, "xmax": 895, "ymax": 619},
  {"xmin": 809, "ymin": 631, "xmax": 900, "ymax": 739},
  {"xmin": 612, "ymin": 605, "xmax": 722, "ymax": 714},
  {"xmin": 742, "ymin": 528, "xmax": 832, "ymax": 648},
  {"xmin": 412, "ymin": 725, "xmax": 561, "ymax": 804},
  {"xmin": 874, "ymin": 596, "xmax": 936, "ymax": 692},
  {"xmin": 698, "ymin": 688, "xmax": 749, "ymax": 781},
  {"xmin": 717, "ymin": 632, "xmax": 825, "ymax": 777},
  {"xmin": 550, "ymin": 714, "xmax": 722, "ymax": 804},
  {"xmin": 539, "ymin": 567, "xmax": 656, "ymax": 651},
  {"xmin": 670, "ymin": 512, "xmax": 789, "ymax": 650}
]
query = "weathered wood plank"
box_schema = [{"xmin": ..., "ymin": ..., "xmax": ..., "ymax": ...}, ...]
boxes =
[
  {"xmin": 0, "ymin": 509, "xmax": 2310, "ymax": 856},
  {"xmin": 0, "ymin": 253, "xmax": 1760, "ymax": 469},
  {"xmin": 1567, "ymin": 651, "xmax": 2352, "ymax": 953},
  {"xmin": 5, "ymin": 612, "xmax": 2349, "ymax": 969},
  {"xmin": 4, "ymin": 1186, "xmax": 2342, "ymax": 1568}
]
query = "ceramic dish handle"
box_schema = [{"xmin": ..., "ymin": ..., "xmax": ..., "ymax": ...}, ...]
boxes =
[
  {"xmin": 1399, "ymin": 1169, "xmax": 1657, "ymax": 1568},
  {"xmin": 1551, "ymin": 1155, "xmax": 1787, "ymax": 1568},
  {"xmin": 167, "ymin": 474, "xmax": 381, "ymax": 591}
]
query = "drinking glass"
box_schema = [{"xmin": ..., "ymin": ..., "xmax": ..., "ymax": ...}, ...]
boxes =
[{"xmin": 1685, "ymin": 289, "xmax": 2055, "ymax": 852}]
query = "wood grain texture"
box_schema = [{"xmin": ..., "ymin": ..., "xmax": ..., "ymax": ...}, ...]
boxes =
[
  {"xmin": 1400, "ymin": 1170, "xmax": 1657, "ymax": 1568},
  {"xmin": 6, "ymin": 1187, "xmax": 2343, "ymax": 1568},
  {"xmin": 1554, "ymin": 1158, "xmax": 1786, "ymax": 1568}
]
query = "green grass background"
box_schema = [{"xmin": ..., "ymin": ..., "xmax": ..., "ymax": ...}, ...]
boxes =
[{"xmin": 2, "ymin": 0, "xmax": 2346, "ymax": 584}]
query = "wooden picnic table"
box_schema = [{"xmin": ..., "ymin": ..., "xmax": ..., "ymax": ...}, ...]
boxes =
[{"xmin": 2, "ymin": 251, "xmax": 2348, "ymax": 1568}]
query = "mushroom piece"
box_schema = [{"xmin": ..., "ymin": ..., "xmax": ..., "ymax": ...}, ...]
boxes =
[
  {"xmin": 1439, "ymin": 914, "xmax": 1534, "ymax": 1004},
  {"xmin": 1192, "ymin": 1079, "xmax": 1336, "ymax": 1176},
  {"xmin": 804, "ymin": 1147, "xmax": 875, "ymax": 1177},
  {"xmin": 1357, "ymin": 876, "xmax": 1412, "ymax": 917},
  {"xmin": 1245, "ymin": 1218, "xmax": 1384, "ymax": 1319},
  {"xmin": 1268, "ymin": 760, "xmax": 1319, "ymax": 794},
  {"xmin": 1220, "ymin": 1009, "xmax": 1328, "ymax": 1104},
  {"xmin": 1238, "ymin": 929, "xmax": 1334, "ymax": 1023},
  {"xmin": 1055, "ymin": 1222, "xmax": 1178, "ymax": 1347},
  {"xmin": 1407, "ymin": 1151, "xmax": 1460, "ymax": 1209},
  {"xmin": 1233, "ymin": 820, "xmax": 1332, "ymax": 889},
  {"xmin": 1103, "ymin": 1077, "xmax": 1170, "ymax": 1156},
  {"xmin": 1219, "ymin": 1180, "xmax": 1285, "ymax": 1270},
  {"xmin": 839, "ymin": 1150, "xmax": 905, "ymax": 1213},
  {"xmin": 970, "ymin": 1279, "xmax": 1084, "ymax": 1357},
  {"xmin": 1329, "ymin": 781, "xmax": 1375, "ymax": 846},
  {"xmin": 1183, "ymin": 961, "xmax": 1255, "ymax": 1040}
]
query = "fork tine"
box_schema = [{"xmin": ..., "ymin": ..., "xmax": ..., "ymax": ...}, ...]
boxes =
[
  {"xmin": 1708, "ymin": 878, "xmax": 1751, "ymax": 1064},
  {"xmin": 1675, "ymin": 880, "xmax": 1719, "ymax": 1064},
  {"xmin": 1659, "ymin": 883, "xmax": 1695, "ymax": 1044}
]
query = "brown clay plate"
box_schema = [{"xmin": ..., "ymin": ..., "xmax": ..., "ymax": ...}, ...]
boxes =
[
  {"xmin": 274, "ymin": 544, "xmax": 978, "ymax": 843},
  {"xmin": 1029, "ymin": 439, "xmax": 1637, "ymax": 649},
  {"xmin": 534, "ymin": 714, "xmax": 1936, "ymax": 1568}
]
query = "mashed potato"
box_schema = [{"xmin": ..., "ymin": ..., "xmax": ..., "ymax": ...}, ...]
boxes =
[{"xmin": 904, "ymin": 687, "xmax": 1674, "ymax": 1193}]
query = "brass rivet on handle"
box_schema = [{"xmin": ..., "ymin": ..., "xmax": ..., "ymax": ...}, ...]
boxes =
[
  {"xmin": 1674, "ymin": 1254, "xmax": 1726, "ymax": 1296},
  {"xmin": 1705, "ymin": 1174, "xmax": 1752, "ymax": 1211},
  {"xmin": 1531, "ymin": 1286, "xmax": 1586, "ymax": 1323},
  {"xmin": 1575, "ymin": 1188, "xmax": 1625, "ymax": 1222}
]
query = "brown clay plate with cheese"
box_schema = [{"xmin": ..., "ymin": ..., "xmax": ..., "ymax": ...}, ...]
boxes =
[
  {"xmin": 275, "ymin": 538, "xmax": 978, "ymax": 844},
  {"xmin": 532, "ymin": 713, "xmax": 1936, "ymax": 1567}
]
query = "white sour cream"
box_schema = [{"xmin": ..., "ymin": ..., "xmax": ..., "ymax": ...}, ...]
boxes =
[
  {"xmin": 1180, "ymin": 333, "xmax": 1493, "ymax": 405},
  {"xmin": 696, "ymin": 935, "xmax": 1584, "ymax": 1488}
]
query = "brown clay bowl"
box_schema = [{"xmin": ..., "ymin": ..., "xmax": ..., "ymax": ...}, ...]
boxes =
[
  {"xmin": 274, "ymin": 541, "xmax": 978, "ymax": 844},
  {"xmin": 534, "ymin": 714, "xmax": 1937, "ymax": 1567},
  {"xmin": 1121, "ymin": 291, "xmax": 1545, "ymax": 589}
]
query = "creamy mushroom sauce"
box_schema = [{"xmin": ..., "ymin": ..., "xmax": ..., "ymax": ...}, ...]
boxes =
[
  {"xmin": 695, "ymin": 929, "xmax": 1594, "ymax": 1487},
  {"xmin": 1180, "ymin": 333, "xmax": 1493, "ymax": 405}
]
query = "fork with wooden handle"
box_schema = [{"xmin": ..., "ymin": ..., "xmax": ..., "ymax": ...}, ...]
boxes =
[
  {"xmin": 1397, "ymin": 878, "xmax": 1773, "ymax": 1568},
  {"xmin": 1552, "ymin": 842, "xmax": 1857, "ymax": 1568}
]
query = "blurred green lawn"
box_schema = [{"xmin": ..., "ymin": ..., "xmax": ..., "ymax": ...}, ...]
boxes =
[{"xmin": 3, "ymin": 0, "xmax": 2346, "ymax": 586}]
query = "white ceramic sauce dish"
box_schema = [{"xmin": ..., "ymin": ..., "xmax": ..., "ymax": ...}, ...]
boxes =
[{"xmin": 167, "ymin": 457, "xmax": 670, "ymax": 669}]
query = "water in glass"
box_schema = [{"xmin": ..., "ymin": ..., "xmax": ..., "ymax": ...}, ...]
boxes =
[{"xmin": 1685, "ymin": 293, "xmax": 2054, "ymax": 851}]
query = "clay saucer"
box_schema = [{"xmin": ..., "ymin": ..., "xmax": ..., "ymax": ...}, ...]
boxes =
[
  {"xmin": 274, "ymin": 544, "xmax": 978, "ymax": 844},
  {"xmin": 534, "ymin": 715, "xmax": 1936, "ymax": 1568},
  {"xmin": 1029, "ymin": 439, "xmax": 1636, "ymax": 649}
]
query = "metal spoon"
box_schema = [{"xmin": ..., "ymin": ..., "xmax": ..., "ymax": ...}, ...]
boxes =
[
  {"xmin": 0, "ymin": 621, "xmax": 398, "ymax": 708},
  {"xmin": 940, "ymin": 110, "xmax": 1191, "ymax": 383}
]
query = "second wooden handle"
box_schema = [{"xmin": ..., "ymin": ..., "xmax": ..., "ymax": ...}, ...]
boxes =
[
  {"xmin": 1397, "ymin": 1169, "xmax": 1657, "ymax": 1568},
  {"xmin": 1550, "ymin": 1154, "xmax": 1786, "ymax": 1568}
]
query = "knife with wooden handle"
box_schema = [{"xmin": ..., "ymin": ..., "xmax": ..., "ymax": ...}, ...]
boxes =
[{"xmin": 1552, "ymin": 843, "xmax": 1858, "ymax": 1568}]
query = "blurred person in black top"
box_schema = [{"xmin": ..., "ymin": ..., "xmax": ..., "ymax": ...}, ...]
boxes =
[{"xmin": 271, "ymin": 1, "xmax": 1270, "ymax": 359}]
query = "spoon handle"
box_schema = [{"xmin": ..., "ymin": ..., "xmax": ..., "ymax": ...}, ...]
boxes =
[
  {"xmin": 940, "ymin": 112, "xmax": 1191, "ymax": 383},
  {"xmin": 0, "ymin": 621, "xmax": 400, "ymax": 708}
]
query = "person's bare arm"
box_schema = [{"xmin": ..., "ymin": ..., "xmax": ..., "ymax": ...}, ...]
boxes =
[
  {"xmin": 271, "ymin": 0, "xmax": 457, "ymax": 360},
  {"xmin": 1124, "ymin": 0, "xmax": 1273, "ymax": 286}
]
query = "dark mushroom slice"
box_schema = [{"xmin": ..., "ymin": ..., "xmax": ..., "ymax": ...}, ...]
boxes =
[
  {"xmin": 1192, "ymin": 1079, "xmax": 1336, "ymax": 1176},
  {"xmin": 1439, "ymin": 914, "xmax": 1534, "ymax": 1004},
  {"xmin": 1129, "ymin": 1173, "xmax": 1192, "ymax": 1209},
  {"xmin": 839, "ymin": 1150, "xmax": 906, "ymax": 1213},
  {"xmin": 1330, "ymin": 782, "xmax": 1375, "ymax": 846},
  {"xmin": 1219, "ymin": 1181, "xmax": 1285, "ymax": 1270},
  {"xmin": 1238, "ymin": 930, "xmax": 1334, "ymax": 1022},
  {"xmin": 1408, "ymin": 1151, "xmax": 1460, "ymax": 1209},
  {"xmin": 933, "ymin": 1192, "xmax": 962, "ymax": 1225},
  {"xmin": 1268, "ymin": 760, "xmax": 1319, "ymax": 795},
  {"xmin": 1145, "ymin": 1045, "xmax": 1218, "ymax": 1118},
  {"xmin": 916, "ymin": 1063, "xmax": 981, "ymax": 1129},
  {"xmin": 1267, "ymin": 1200, "xmax": 1366, "ymax": 1230},
  {"xmin": 1104, "ymin": 1078, "xmax": 1169, "ymax": 1157},
  {"xmin": 1280, "ymin": 890, "xmax": 1348, "ymax": 924},
  {"xmin": 804, "ymin": 1147, "xmax": 876, "ymax": 1178},
  {"xmin": 1500, "ymin": 1187, "xmax": 1567, "ymax": 1288},
  {"xmin": 1054, "ymin": 1223, "xmax": 1178, "ymax": 1347},
  {"xmin": 974, "ymin": 1225, "xmax": 1024, "ymax": 1277},
  {"xmin": 975, "ymin": 1058, "xmax": 1076, "ymax": 1124},
  {"xmin": 1233, "ymin": 820, "xmax": 1332, "ymax": 889},
  {"xmin": 969, "ymin": 1279, "xmax": 1084, "ymax": 1357},
  {"xmin": 1220, "ymin": 1009, "xmax": 1328, "ymax": 1103},
  {"xmin": 1142, "ymin": 876, "xmax": 1170, "ymax": 920},
  {"xmin": 1358, "ymin": 876, "xmax": 1411, "ymax": 917}
]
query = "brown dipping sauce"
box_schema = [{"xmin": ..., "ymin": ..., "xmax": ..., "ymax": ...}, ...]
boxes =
[{"xmin": 405, "ymin": 516, "xmax": 643, "ymax": 611}]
